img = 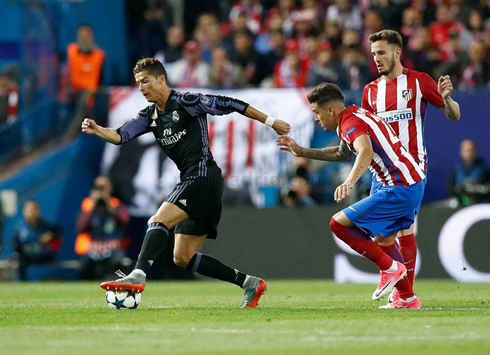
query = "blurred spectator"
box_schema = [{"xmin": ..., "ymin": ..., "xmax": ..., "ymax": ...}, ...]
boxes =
[
  {"xmin": 327, "ymin": 0, "xmax": 362, "ymax": 32},
  {"xmin": 75, "ymin": 176, "xmax": 131, "ymax": 280},
  {"xmin": 457, "ymin": 41, "xmax": 490, "ymax": 90},
  {"xmin": 308, "ymin": 41, "xmax": 347, "ymax": 87},
  {"xmin": 460, "ymin": 10, "xmax": 486, "ymax": 50},
  {"xmin": 252, "ymin": 29, "xmax": 286, "ymax": 86},
  {"xmin": 322, "ymin": 20, "xmax": 342, "ymax": 49},
  {"xmin": 440, "ymin": 30, "xmax": 464, "ymax": 64},
  {"xmin": 369, "ymin": 0, "xmax": 404, "ymax": 31},
  {"xmin": 449, "ymin": 0, "xmax": 473, "ymax": 26},
  {"xmin": 362, "ymin": 10, "xmax": 384, "ymax": 54},
  {"xmin": 273, "ymin": 39, "xmax": 310, "ymax": 88},
  {"xmin": 193, "ymin": 12, "xmax": 220, "ymax": 48},
  {"xmin": 63, "ymin": 25, "xmax": 105, "ymax": 107},
  {"xmin": 291, "ymin": 10, "xmax": 319, "ymax": 56},
  {"xmin": 266, "ymin": 0, "xmax": 297, "ymax": 39},
  {"xmin": 341, "ymin": 44, "xmax": 371, "ymax": 91},
  {"xmin": 229, "ymin": 0, "xmax": 265, "ymax": 36},
  {"xmin": 429, "ymin": 3, "xmax": 464, "ymax": 47},
  {"xmin": 167, "ymin": 41, "xmax": 211, "ymax": 88},
  {"xmin": 200, "ymin": 24, "xmax": 229, "ymax": 64},
  {"xmin": 0, "ymin": 73, "xmax": 18, "ymax": 124},
  {"xmin": 126, "ymin": 0, "xmax": 170, "ymax": 62},
  {"xmin": 229, "ymin": 30, "xmax": 259, "ymax": 83},
  {"xmin": 283, "ymin": 176, "xmax": 317, "ymax": 207},
  {"xmin": 208, "ymin": 47, "xmax": 247, "ymax": 89},
  {"xmin": 411, "ymin": 0, "xmax": 436, "ymax": 26},
  {"xmin": 401, "ymin": 8, "xmax": 423, "ymax": 50},
  {"xmin": 255, "ymin": 11, "xmax": 284, "ymax": 54},
  {"xmin": 154, "ymin": 25, "xmax": 185, "ymax": 67},
  {"xmin": 447, "ymin": 139, "xmax": 490, "ymax": 206},
  {"xmin": 12, "ymin": 201, "xmax": 63, "ymax": 281}
]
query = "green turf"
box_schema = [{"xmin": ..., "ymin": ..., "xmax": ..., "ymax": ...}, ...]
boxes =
[{"xmin": 0, "ymin": 280, "xmax": 489, "ymax": 354}]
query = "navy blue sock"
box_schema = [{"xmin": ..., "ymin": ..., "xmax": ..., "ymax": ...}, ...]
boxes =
[
  {"xmin": 134, "ymin": 222, "xmax": 169, "ymax": 274},
  {"xmin": 186, "ymin": 253, "xmax": 247, "ymax": 287}
]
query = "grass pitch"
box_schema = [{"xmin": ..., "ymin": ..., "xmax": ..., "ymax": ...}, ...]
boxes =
[{"xmin": 0, "ymin": 280, "xmax": 489, "ymax": 354}]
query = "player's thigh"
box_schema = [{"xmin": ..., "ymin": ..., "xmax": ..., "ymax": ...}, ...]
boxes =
[
  {"xmin": 333, "ymin": 211, "xmax": 354, "ymax": 227},
  {"xmin": 374, "ymin": 232, "xmax": 398, "ymax": 245},
  {"xmin": 398, "ymin": 223, "xmax": 415, "ymax": 237},
  {"xmin": 174, "ymin": 233, "xmax": 207, "ymax": 261},
  {"xmin": 149, "ymin": 201, "xmax": 188, "ymax": 229}
]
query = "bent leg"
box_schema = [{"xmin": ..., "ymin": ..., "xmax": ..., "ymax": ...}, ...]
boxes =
[
  {"xmin": 398, "ymin": 224, "xmax": 417, "ymax": 287},
  {"xmin": 174, "ymin": 233, "xmax": 247, "ymax": 287},
  {"xmin": 331, "ymin": 212, "xmax": 394, "ymax": 271},
  {"xmin": 134, "ymin": 202, "xmax": 188, "ymax": 274},
  {"xmin": 374, "ymin": 234, "xmax": 404, "ymax": 263}
]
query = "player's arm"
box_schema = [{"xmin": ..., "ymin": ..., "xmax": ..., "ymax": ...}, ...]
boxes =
[
  {"xmin": 181, "ymin": 93, "xmax": 290, "ymax": 135},
  {"xmin": 437, "ymin": 75, "xmax": 460, "ymax": 121},
  {"xmin": 81, "ymin": 111, "xmax": 150, "ymax": 145},
  {"xmin": 81, "ymin": 118, "xmax": 121, "ymax": 144},
  {"xmin": 243, "ymin": 105, "xmax": 290, "ymax": 135},
  {"xmin": 334, "ymin": 134, "xmax": 373, "ymax": 203},
  {"xmin": 276, "ymin": 136, "xmax": 353, "ymax": 161}
]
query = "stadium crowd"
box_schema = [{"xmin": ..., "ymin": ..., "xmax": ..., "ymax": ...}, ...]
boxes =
[{"xmin": 127, "ymin": 0, "xmax": 490, "ymax": 91}]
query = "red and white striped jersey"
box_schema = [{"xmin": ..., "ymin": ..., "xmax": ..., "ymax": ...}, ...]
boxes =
[
  {"xmin": 361, "ymin": 68, "xmax": 444, "ymax": 172},
  {"xmin": 338, "ymin": 105, "xmax": 426, "ymax": 187}
]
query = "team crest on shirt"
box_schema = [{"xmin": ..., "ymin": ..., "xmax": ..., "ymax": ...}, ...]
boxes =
[
  {"xmin": 172, "ymin": 110, "xmax": 180, "ymax": 122},
  {"xmin": 401, "ymin": 89, "xmax": 413, "ymax": 102},
  {"xmin": 200, "ymin": 95, "xmax": 211, "ymax": 105}
]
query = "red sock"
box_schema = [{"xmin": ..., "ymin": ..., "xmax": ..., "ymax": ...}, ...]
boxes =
[
  {"xmin": 330, "ymin": 218, "xmax": 393, "ymax": 271},
  {"xmin": 399, "ymin": 234, "xmax": 417, "ymax": 286},
  {"xmin": 396, "ymin": 275, "xmax": 414, "ymax": 299},
  {"xmin": 378, "ymin": 241, "xmax": 404, "ymax": 264}
]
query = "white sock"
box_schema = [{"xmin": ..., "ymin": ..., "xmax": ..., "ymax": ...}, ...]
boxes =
[
  {"xmin": 400, "ymin": 296, "xmax": 417, "ymax": 302},
  {"xmin": 132, "ymin": 269, "xmax": 146, "ymax": 277},
  {"xmin": 383, "ymin": 260, "xmax": 398, "ymax": 273}
]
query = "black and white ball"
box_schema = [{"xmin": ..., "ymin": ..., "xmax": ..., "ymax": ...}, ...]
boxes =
[{"xmin": 106, "ymin": 290, "xmax": 142, "ymax": 309}]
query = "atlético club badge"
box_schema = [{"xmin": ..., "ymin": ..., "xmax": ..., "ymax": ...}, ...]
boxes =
[
  {"xmin": 402, "ymin": 89, "xmax": 413, "ymax": 101},
  {"xmin": 172, "ymin": 110, "xmax": 180, "ymax": 122}
]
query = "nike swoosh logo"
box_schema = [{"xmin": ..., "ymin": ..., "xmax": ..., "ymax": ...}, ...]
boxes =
[
  {"xmin": 375, "ymin": 280, "xmax": 392, "ymax": 297},
  {"xmin": 403, "ymin": 259, "xmax": 413, "ymax": 264},
  {"xmin": 349, "ymin": 206, "xmax": 357, "ymax": 212}
]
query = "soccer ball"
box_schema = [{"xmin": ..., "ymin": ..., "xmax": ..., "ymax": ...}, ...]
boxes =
[{"xmin": 106, "ymin": 290, "xmax": 142, "ymax": 310}]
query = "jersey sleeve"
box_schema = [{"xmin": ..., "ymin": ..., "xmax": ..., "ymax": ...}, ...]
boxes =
[
  {"xmin": 179, "ymin": 92, "xmax": 249, "ymax": 117},
  {"xmin": 116, "ymin": 107, "xmax": 151, "ymax": 144},
  {"xmin": 341, "ymin": 115, "xmax": 370, "ymax": 145},
  {"xmin": 361, "ymin": 86, "xmax": 373, "ymax": 111},
  {"xmin": 418, "ymin": 72, "xmax": 444, "ymax": 108}
]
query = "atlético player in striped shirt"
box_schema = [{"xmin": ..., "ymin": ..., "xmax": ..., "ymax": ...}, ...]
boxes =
[
  {"xmin": 362, "ymin": 30, "xmax": 460, "ymax": 305},
  {"xmin": 277, "ymin": 83, "xmax": 425, "ymax": 308}
]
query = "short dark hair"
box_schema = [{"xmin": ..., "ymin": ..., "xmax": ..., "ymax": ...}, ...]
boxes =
[
  {"xmin": 307, "ymin": 83, "xmax": 345, "ymax": 107},
  {"xmin": 368, "ymin": 30, "xmax": 403, "ymax": 49},
  {"xmin": 133, "ymin": 57, "xmax": 167, "ymax": 79}
]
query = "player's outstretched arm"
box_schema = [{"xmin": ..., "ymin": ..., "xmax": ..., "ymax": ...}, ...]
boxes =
[
  {"xmin": 244, "ymin": 105, "xmax": 291, "ymax": 135},
  {"xmin": 277, "ymin": 136, "xmax": 352, "ymax": 161},
  {"xmin": 81, "ymin": 118, "xmax": 121, "ymax": 144},
  {"xmin": 334, "ymin": 135, "xmax": 373, "ymax": 203},
  {"xmin": 438, "ymin": 75, "xmax": 461, "ymax": 121}
]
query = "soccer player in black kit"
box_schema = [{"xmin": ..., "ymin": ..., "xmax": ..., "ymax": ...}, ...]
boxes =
[{"xmin": 81, "ymin": 58, "xmax": 290, "ymax": 308}]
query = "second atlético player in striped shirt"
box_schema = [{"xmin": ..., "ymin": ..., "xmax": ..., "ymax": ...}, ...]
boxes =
[
  {"xmin": 277, "ymin": 83, "xmax": 425, "ymax": 308},
  {"xmin": 362, "ymin": 30, "xmax": 460, "ymax": 305}
]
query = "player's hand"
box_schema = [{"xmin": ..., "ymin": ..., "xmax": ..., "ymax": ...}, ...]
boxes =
[
  {"xmin": 81, "ymin": 118, "xmax": 98, "ymax": 135},
  {"xmin": 334, "ymin": 181, "xmax": 353, "ymax": 203},
  {"xmin": 276, "ymin": 135, "xmax": 302, "ymax": 157},
  {"xmin": 272, "ymin": 119, "xmax": 291, "ymax": 135},
  {"xmin": 438, "ymin": 75, "xmax": 453, "ymax": 99}
]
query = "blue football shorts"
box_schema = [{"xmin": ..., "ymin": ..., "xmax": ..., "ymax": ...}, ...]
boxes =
[{"xmin": 344, "ymin": 180, "xmax": 425, "ymax": 238}]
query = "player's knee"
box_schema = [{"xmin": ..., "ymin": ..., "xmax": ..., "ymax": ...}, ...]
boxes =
[
  {"xmin": 148, "ymin": 215, "xmax": 164, "ymax": 226},
  {"xmin": 173, "ymin": 253, "xmax": 191, "ymax": 268},
  {"xmin": 330, "ymin": 217, "xmax": 340, "ymax": 234}
]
